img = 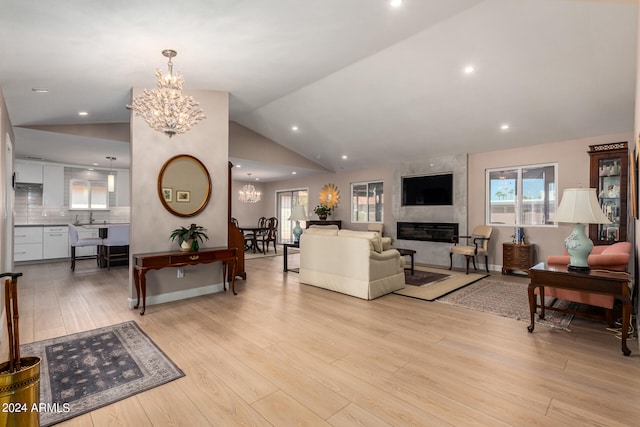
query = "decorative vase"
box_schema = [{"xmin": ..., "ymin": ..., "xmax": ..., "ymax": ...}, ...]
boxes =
[
  {"xmin": 180, "ymin": 240, "xmax": 193, "ymax": 251},
  {"xmin": 319, "ymin": 214, "xmax": 327, "ymax": 220}
]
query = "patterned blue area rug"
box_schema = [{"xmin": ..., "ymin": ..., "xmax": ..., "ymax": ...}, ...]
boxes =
[{"xmin": 21, "ymin": 321, "xmax": 184, "ymax": 426}]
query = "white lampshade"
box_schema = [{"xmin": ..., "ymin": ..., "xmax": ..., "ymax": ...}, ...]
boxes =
[
  {"xmin": 552, "ymin": 188, "xmax": 610, "ymax": 224},
  {"xmin": 288, "ymin": 204, "xmax": 307, "ymax": 221},
  {"xmin": 552, "ymin": 188, "xmax": 610, "ymax": 271},
  {"xmin": 107, "ymin": 173, "xmax": 115, "ymax": 193}
]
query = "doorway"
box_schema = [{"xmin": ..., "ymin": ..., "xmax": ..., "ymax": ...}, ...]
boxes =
[
  {"xmin": 276, "ymin": 189, "xmax": 308, "ymax": 244},
  {"xmin": 4, "ymin": 135, "xmax": 13, "ymax": 271}
]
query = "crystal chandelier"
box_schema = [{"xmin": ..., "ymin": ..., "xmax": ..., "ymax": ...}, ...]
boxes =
[
  {"xmin": 238, "ymin": 174, "xmax": 262, "ymax": 203},
  {"xmin": 130, "ymin": 49, "xmax": 206, "ymax": 137}
]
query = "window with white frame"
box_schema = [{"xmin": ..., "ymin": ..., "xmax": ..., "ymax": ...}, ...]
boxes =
[
  {"xmin": 486, "ymin": 163, "xmax": 557, "ymax": 226},
  {"xmin": 351, "ymin": 181, "xmax": 383, "ymax": 223},
  {"xmin": 70, "ymin": 179, "xmax": 109, "ymax": 210}
]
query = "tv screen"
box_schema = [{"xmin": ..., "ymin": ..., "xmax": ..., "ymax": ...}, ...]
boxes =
[{"xmin": 402, "ymin": 173, "xmax": 453, "ymax": 206}]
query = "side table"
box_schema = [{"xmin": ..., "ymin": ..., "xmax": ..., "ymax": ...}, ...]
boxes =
[
  {"xmin": 395, "ymin": 248, "xmax": 416, "ymax": 275},
  {"xmin": 502, "ymin": 243, "xmax": 534, "ymax": 275},
  {"xmin": 283, "ymin": 242, "xmax": 300, "ymax": 273}
]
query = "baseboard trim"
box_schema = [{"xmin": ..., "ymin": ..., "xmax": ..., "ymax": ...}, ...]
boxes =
[{"xmin": 128, "ymin": 283, "xmax": 226, "ymax": 309}]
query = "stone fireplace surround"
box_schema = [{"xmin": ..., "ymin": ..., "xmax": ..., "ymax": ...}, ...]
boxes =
[{"xmin": 392, "ymin": 154, "xmax": 468, "ymax": 268}]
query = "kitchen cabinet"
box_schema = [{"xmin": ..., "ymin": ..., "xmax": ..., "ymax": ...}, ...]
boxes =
[
  {"xmin": 15, "ymin": 161, "xmax": 43, "ymax": 184},
  {"xmin": 14, "ymin": 226, "xmax": 43, "ymax": 262},
  {"xmin": 588, "ymin": 142, "xmax": 628, "ymax": 244},
  {"xmin": 43, "ymin": 165, "xmax": 64, "ymax": 206},
  {"xmin": 43, "ymin": 226, "xmax": 69, "ymax": 259}
]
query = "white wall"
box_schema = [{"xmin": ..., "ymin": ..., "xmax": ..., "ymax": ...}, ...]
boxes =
[
  {"xmin": 129, "ymin": 89, "xmax": 229, "ymax": 305},
  {"xmin": 468, "ymin": 132, "xmax": 633, "ymax": 271}
]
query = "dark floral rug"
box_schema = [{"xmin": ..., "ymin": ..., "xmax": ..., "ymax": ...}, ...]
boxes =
[
  {"xmin": 404, "ymin": 269, "xmax": 451, "ymax": 286},
  {"xmin": 21, "ymin": 321, "xmax": 184, "ymax": 426},
  {"xmin": 437, "ymin": 279, "xmax": 578, "ymax": 330}
]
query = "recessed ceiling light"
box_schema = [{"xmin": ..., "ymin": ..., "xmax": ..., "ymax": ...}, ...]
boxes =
[
  {"xmin": 292, "ymin": 171, "xmax": 297, "ymax": 175},
  {"xmin": 78, "ymin": 111, "xmax": 89, "ymax": 116},
  {"xmin": 342, "ymin": 155, "xmax": 348, "ymax": 160},
  {"xmin": 390, "ymin": 0, "xmax": 402, "ymax": 8},
  {"xmin": 501, "ymin": 124, "xmax": 510, "ymax": 130},
  {"xmin": 31, "ymin": 88, "xmax": 48, "ymax": 93},
  {"xmin": 291, "ymin": 125, "xmax": 299, "ymax": 132},
  {"xmin": 235, "ymin": 164, "xmax": 241, "ymax": 168},
  {"xmin": 464, "ymin": 65, "xmax": 475, "ymax": 74},
  {"xmin": 92, "ymin": 163, "xmax": 99, "ymax": 166}
]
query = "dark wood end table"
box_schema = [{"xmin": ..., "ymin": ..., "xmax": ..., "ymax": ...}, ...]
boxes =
[
  {"xmin": 396, "ymin": 248, "xmax": 416, "ymax": 275},
  {"xmin": 528, "ymin": 262, "xmax": 633, "ymax": 356},
  {"xmin": 283, "ymin": 242, "xmax": 300, "ymax": 272}
]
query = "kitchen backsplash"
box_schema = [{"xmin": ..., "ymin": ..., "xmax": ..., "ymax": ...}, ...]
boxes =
[{"xmin": 14, "ymin": 186, "xmax": 130, "ymax": 225}]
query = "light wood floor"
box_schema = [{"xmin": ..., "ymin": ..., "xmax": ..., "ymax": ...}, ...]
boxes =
[{"xmin": 14, "ymin": 255, "xmax": 640, "ymax": 426}]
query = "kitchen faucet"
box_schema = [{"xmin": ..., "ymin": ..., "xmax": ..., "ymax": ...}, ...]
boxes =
[{"xmin": 89, "ymin": 211, "xmax": 94, "ymax": 224}]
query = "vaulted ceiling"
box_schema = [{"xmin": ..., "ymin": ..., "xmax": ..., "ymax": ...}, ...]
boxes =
[{"xmin": 0, "ymin": 0, "xmax": 637, "ymax": 180}]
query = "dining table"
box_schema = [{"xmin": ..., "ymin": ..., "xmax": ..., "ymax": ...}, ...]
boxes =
[{"xmin": 238, "ymin": 226, "xmax": 269, "ymax": 253}]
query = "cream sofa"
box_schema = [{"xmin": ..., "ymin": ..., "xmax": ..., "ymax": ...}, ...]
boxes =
[{"xmin": 298, "ymin": 226, "xmax": 405, "ymax": 300}]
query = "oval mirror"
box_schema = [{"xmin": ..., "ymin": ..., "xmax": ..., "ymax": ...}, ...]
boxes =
[{"xmin": 157, "ymin": 154, "xmax": 212, "ymax": 217}]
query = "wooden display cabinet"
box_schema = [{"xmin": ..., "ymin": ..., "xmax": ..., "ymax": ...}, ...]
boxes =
[{"xmin": 588, "ymin": 142, "xmax": 628, "ymax": 245}]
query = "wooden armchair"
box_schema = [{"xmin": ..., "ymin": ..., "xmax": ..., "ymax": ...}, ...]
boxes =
[{"xmin": 449, "ymin": 225, "xmax": 492, "ymax": 274}]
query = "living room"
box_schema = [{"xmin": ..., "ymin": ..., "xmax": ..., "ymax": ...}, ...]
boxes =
[{"xmin": 0, "ymin": 1, "xmax": 640, "ymax": 425}]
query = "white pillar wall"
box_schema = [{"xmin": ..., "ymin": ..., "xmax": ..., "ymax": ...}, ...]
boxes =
[{"xmin": 129, "ymin": 89, "xmax": 229, "ymax": 306}]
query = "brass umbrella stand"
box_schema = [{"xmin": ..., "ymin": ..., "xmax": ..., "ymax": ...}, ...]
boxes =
[{"xmin": 0, "ymin": 272, "xmax": 40, "ymax": 427}]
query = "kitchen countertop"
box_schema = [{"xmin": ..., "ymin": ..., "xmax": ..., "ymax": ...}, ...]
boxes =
[{"xmin": 15, "ymin": 223, "xmax": 129, "ymax": 227}]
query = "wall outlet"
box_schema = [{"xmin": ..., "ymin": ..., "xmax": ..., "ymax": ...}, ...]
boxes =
[{"xmin": 177, "ymin": 268, "xmax": 185, "ymax": 278}]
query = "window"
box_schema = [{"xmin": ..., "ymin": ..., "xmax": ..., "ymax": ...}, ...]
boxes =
[
  {"xmin": 276, "ymin": 189, "xmax": 308, "ymax": 243},
  {"xmin": 486, "ymin": 163, "xmax": 557, "ymax": 226},
  {"xmin": 351, "ymin": 181, "xmax": 383, "ymax": 223},
  {"xmin": 70, "ymin": 179, "xmax": 109, "ymax": 210}
]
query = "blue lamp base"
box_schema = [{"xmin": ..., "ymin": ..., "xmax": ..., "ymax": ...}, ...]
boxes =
[
  {"xmin": 292, "ymin": 221, "xmax": 303, "ymax": 243},
  {"xmin": 564, "ymin": 223, "xmax": 593, "ymax": 271}
]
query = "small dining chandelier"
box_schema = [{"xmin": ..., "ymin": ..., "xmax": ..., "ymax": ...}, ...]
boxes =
[
  {"xmin": 238, "ymin": 174, "xmax": 262, "ymax": 203},
  {"xmin": 130, "ymin": 49, "xmax": 206, "ymax": 137}
]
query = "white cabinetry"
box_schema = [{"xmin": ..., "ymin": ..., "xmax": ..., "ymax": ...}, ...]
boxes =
[
  {"xmin": 14, "ymin": 226, "xmax": 43, "ymax": 262},
  {"xmin": 43, "ymin": 226, "xmax": 69, "ymax": 259},
  {"xmin": 43, "ymin": 165, "xmax": 65, "ymax": 206},
  {"xmin": 15, "ymin": 161, "xmax": 43, "ymax": 184}
]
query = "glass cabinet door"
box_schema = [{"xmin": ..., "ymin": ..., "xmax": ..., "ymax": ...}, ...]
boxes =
[{"xmin": 588, "ymin": 142, "xmax": 628, "ymax": 244}]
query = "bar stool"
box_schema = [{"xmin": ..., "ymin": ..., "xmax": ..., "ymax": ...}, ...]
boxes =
[
  {"xmin": 69, "ymin": 224, "xmax": 103, "ymax": 272},
  {"xmin": 101, "ymin": 224, "xmax": 130, "ymax": 270}
]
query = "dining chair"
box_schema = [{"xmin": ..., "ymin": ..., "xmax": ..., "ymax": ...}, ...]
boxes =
[
  {"xmin": 260, "ymin": 217, "xmax": 278, "ymax": 253},
  {"xmin": 68, "ymin": 224, "xmax": 103, "ymax": 272}
]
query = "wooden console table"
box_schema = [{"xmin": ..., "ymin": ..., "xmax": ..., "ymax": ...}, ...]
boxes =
[
  {"xmin": 528, "ymin": 262, "xmax": 633, "ymax": 356},
  {"xmin": 132, "ymin": 247, "xmax": 237, "ymax": 315},
  {"xmin": 502, "ymin": 243, "xmax": 534, "ymax": 275}
]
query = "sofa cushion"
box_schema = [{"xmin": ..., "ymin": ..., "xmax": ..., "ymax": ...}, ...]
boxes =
[
  {"xmin": 306, "ymin": 225, "xmax": 339, "ymax": 236},
  {"xmin": 381, "ymin": 237, "xmax": 392, "ymax": 251},
  {"xmin": 337, "ymin": 230, "xmax": 383, "ymax": 253}
]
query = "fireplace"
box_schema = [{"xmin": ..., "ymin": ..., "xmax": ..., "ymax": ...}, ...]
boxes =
[{"xmin": 397, "ymin": 222, "xmax": 459, "ymax": 243}]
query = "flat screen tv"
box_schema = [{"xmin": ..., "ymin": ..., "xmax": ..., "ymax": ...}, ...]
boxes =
[{"xmin": 402, "ymin": 173, "xmax": 453, "ymax": 206}]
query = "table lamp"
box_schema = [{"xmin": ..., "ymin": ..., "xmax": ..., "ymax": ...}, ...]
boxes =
[
  {"xmin": 552, "ymin": 187, "xmax": 610, "ymax": 271},
  {"xmin": 289, "ymin": 204, "xmax": 307, "ymax": 243}
]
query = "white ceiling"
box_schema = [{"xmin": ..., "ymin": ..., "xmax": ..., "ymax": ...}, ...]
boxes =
[{"xmin": 0, "ymin": 0, "xmax": 637, "ymax": 180}]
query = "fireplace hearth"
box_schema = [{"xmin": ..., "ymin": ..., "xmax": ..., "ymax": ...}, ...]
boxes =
[{"xmin": 397, "ymin": 222, "xmax": 459, "ymax": 243}]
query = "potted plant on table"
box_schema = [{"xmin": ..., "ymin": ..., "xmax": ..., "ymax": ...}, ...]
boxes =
[
  {"xmin": 313, "ymin": 204, "xmax": 333, "ymax": 220},
  {"xmin": 170, "ymin": 223, "xmax": 209, "ymax": 251}
]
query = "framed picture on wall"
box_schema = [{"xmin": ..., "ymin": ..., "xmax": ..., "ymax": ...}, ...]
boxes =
[
  {"xmin": 162, "ymin": 188, "xmax": 172, "ymax": 202},
  {"xmin": 177, "ymin": 190, "xmax": 190, "ymax": 202}
]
